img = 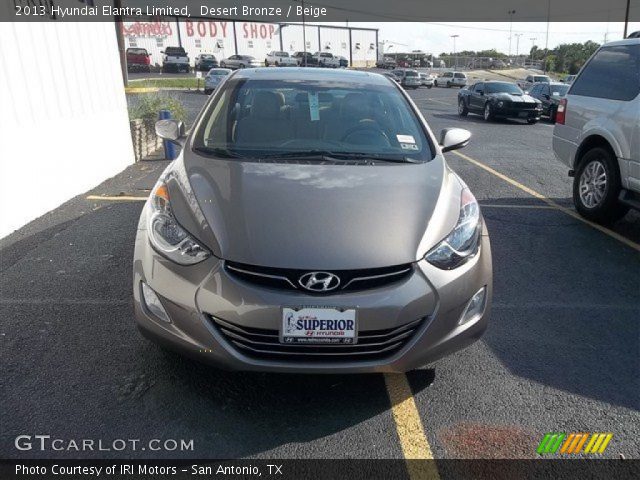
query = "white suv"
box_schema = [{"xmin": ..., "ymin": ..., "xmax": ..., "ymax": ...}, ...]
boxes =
[
  {"xmin": 553, "ymin": 37, "xmax": 640, "ymax": 223},
  {"xmin": 435, "ymin": 72, "xmax": 467, "ymax": 88}
]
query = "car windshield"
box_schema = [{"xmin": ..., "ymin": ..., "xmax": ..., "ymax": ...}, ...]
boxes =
[
  {"xmin": 193, "ymin": 78, "xmax": 433, "ymax": 162},
  {"xmin": 534, "ymin": 76, "xmax": 551, "ymax": 82},
  {"xmin": 454, "ymin": 73, "xmax": 466, "ymax": 78},
  {"xmin": 208, "ymin": 69, "xmax": 230, "ymax": 76},
  {"xmin": 165, "ymin": 48, "xmax": 185, "ymax": 55},
  {"xmin": 405, "ymin": 71, "xmax": 418, "ymax": 77},
  {"xmin": 485, "ymin": 82, "xmax": 523, "ymax": 94},
  {"xmin": 275, "ymin": 52, "xmax": 288, "ymax": 57},
  {"xmin": 201, "ymin": 55, "xmax": 215, "ymax": 60},
  {"xmin": 550, "ymin": 84, "xmax": 569, "ymax": 96},
  {"xmin": 128, "ymin": 49, "xmax": 147, "ymax": 55}
]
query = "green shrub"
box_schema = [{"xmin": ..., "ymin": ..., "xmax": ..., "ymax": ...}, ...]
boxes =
[{"xmin": 128, "ymin": 93, "xmax": 186, "ymax": 123}]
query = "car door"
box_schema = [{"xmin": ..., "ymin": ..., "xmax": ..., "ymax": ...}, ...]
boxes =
[
  {"xmin": 469, "ymin": 83, "xmax": 484, "ymax": 110},
  {"xmin": 539, "ymin": 84, "xmax": 552, "ymax": 114}
]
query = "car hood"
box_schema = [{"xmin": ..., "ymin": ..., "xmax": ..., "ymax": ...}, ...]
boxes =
[
  {"xmin": 489, "ymin": 93, "xmax": 538, "ymax": 103},
  {"xmin": 178, "ymin": 152, "xmax": 448, "ymax": 270}
]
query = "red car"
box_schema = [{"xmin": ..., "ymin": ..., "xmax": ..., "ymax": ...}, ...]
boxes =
[{"xmin": 126, "ymin": 48, "xmax": 151, "ymax": 73}]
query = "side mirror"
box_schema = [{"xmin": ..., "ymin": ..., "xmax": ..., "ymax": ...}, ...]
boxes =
[
  {"xmin": 155, "ymin": 119, "xmax": 186, "ymax": 147},
  {"xmin": 439, "ymin": 128, "xmax": 471, "ymax": 153},
  {"xmin": 543, "ymin": 94, "xmax": 550, "ymax": 100}
]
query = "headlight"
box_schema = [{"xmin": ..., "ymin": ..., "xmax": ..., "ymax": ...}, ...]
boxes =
[
  {"xmin": 425, "ymin": 188, "xmax": 481, "ymax": 269},
  {"xmin": 147, "ymin": 180, "xmax": 210, "ymax": 265},
  {"xmin": 497, "ymin": 101, "xmax": 504, "ymax": 108}
]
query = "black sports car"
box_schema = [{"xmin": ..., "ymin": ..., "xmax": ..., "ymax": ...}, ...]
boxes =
[{"xmin": 458, "ymin": 81, "xmax": 543, "ymax": 124}]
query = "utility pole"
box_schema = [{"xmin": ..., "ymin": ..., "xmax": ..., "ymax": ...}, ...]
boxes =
[
  {"xmin": 544, "ymin": 0, "xmax": 550, "ymax": 73},
  {"xmin": 507, "ymin": 9, "xmax": 516, "ymax": 57},
  {"xmin": 450, "ymin": 34, "xmax": 459, "ymax": 69},
  {"xmin": 113, "ymin": 0, "xmax": 128, "ymax": 87},
  {"xmin": 294, "ymin": 0, "xmax": 307, "ymax": 66}
]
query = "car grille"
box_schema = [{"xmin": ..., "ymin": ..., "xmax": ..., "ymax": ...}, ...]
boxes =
[
  {"xmin": 225, "ymin": 261, "xmax": 413, "ymax": 294},
  {"xmin": 209, "ymin": 316, "xmax": 425, "ymax": 362}
]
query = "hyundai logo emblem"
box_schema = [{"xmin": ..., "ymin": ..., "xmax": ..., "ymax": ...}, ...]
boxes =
[{"xmin": 298, "ymin": 272, "xmax": 341, "ymax": 292}]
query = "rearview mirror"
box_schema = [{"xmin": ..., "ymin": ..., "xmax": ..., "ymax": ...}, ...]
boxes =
[
  {"xmin": 155, "ymin": 119, "xmax": 186, "ymax": 146},
  {"xmin": 439, "ymin": 128, "xmax": 471, "ymax": 153}
]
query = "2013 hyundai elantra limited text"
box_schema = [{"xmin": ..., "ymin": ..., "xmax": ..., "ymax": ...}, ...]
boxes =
[{"xmin": 133, "ymin": 68, "xmax": 492, "ymax": 373}]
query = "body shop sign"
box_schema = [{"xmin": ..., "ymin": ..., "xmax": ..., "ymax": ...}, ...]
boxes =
[{"xmin": 185, "ymin": 20, "xmax": 275, "ymax": 39}]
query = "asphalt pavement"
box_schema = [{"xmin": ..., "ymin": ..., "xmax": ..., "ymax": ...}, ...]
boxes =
[{"xmin": 1, "ymin": 81, "xmax": 638, "ymax": 468}]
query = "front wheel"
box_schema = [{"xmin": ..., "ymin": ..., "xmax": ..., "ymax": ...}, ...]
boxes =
[
  {"xmin": 427, "ymin": 85, "xmax": 432, "ymax": 89},
  {"xmin": 458, "ymin": 98, "xmax": 468, "ymax": 116},
  {"xmin": 527, "ymin": 118, "xmax": 538, "ymax": 124},
  {"xmin": 447, "ymin": 82, "xmax": 452, "ymax": 88},
  {"xmin": 573, "ymin": 147, "xmax": 628, "ymax": 223}
]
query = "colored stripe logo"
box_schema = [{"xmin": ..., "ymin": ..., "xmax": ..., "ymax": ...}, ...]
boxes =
[{"xmin": 537, "ymin": 433, "xmax": 613, "ymax": 455}]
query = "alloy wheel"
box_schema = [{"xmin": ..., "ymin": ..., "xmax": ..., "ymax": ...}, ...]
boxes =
[{"xmin": 578, "ymin": 160, "xmax": 608, "ymax": 208}]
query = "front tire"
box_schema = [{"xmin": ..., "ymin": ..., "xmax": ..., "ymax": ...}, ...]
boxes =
[
  {"xmin": 427, "ymin": 85, "xmax": 432, "ymax": 89},
  {"xmin": 573, "ymin": 147, "xmax": 628, "ymax": 223},
  {"xmin": 458, "ymin": 98, "xmax": 468, "ymax": 116},
  {"xmin": 447, "ymin": 82, "xmax": 452, "ymax": 88}
]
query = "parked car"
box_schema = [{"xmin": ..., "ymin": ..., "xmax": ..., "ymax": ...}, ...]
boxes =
[
  {"xmin": 435, "ymin": 72, "xmax": 467, "ymax": 88},
  {"xmin": 458, "ymin": 81, "xmax": 542, "ymax": 124},
  {"xmin": 126, "ymin": 48, "xmax": 151, "ymax": 73},
  {"xmin": 376, "ymin": 57, "xmax": 397, "ymax": 69},
  {"xmin": 561, "ymin": 74, "xmax": 577, "ymax": 84},
  {"xmin": 314, "ymin": 52, "xmax": 341, "ymax": 68},
  {"xmin": 204, "ymin": 68, "xmax": 232, "ymax": 94},
  {"xmin": 265, "ymin": 51, "xmax": 297, "ymax": 67},
  {"xmin": 517, "ymin": 74, "xmax": 551, "ymax": 91},
  {"xmin": 337, "ymin": 56, "xmax": 349, "ymax": 68},
  {"xmin": 528, "ymin": 82, "xmax": 570, "ymax": 122},
  {"xmin": 553, "ymin": 37, "xmax": 640, "ymax": 223},
  {"xmin": 220, "ymin": 55, "xmax": 261, "ymax": 69},
  {"xmin": 292, "ymin": 51, "xmax": 318, "ymax": 67},
  {"xmin": 194, "ymin": 54, "xmax": 218, "ymax": 71},
  {"xmin": 137, "ymin": 68, "xmax": 492, "ymax": 373},
  {"xmin": 419, "ymin": 73, "xmax": 434, "ymax": 88},
  {"xmin": 391, "ymin": 69, "xmax": 422, "ymax": 89},
  {"xmin": 161, "ymin": 46, "xmax": 189, "ymax": 73}
]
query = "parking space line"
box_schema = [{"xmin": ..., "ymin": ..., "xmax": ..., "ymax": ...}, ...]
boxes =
[
  {"xmin": 384, "ymin": 373, "xmax": 440, "ymax": 479},
  {"xmin": 480, "ymin": 204, "xmax": 556, "ymax": 209},
  {"xmin": 452, "ymin": 151, "xmax": 640, "ymax": 252},
  {"xmin": 86, "ymin": 195, "xmax": 148, "ymax": 201}
]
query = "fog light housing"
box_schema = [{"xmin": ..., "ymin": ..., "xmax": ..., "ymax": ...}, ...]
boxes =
[
  {"xmin": 459, "ymin": 286, "xmax": 487, "ymax": 325},
  {"xmin": 141, "ymin": 282, "xmax": 170, "ymax": 323}
]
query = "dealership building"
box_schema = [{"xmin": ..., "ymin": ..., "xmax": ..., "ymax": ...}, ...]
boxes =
[{"xmin": 123, "ymin": 19, "xmax": 379, "ymax": 67}]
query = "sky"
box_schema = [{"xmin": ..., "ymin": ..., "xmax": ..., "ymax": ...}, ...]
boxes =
[{"xmin": 345, "ymin": 22, "xmax": 640, "ymax": 56}]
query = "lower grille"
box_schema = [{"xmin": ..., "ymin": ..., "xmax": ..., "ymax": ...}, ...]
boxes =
[{"xmin": 209, "ymin": 316, "xmax": 425, "ymax": 362}]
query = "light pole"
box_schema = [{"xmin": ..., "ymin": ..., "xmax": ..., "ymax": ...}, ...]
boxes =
[
  {"xmin": 450, "ymin": 34, "xmax": 459, "ymax": 69},
  {"xmin": 514, "ymin": 33, "xmax": 522, "ymax": 65},
  {"xmin": 507, "ymin": 9, "xmax": 516, "ymax": 57},
  {"xmin": 529, "ymin": 37, "xmax": 536, "ymax": 65}
]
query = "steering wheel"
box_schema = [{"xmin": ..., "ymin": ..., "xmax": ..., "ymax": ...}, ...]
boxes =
[{"xmin": 340, "ymin": 124, "xmax": 390, "ymax": 146}]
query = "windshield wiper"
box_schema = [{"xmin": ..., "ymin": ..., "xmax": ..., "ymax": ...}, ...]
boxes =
[
  {"xmin": 258, "ymin": 150, "xmax": 421, "ymax": 164},
  {"xmin": 193, "ymin": 146, "xmax": 243, "ymax": 158}
]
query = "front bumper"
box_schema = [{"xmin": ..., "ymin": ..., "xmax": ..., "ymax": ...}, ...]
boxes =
[
  {"xmin": 133, "ymin": 212, "xmax": 492, "ymax": 373},
  {"xmin": 493, "ymin": 105, "xmax": 542, "ymax": 119}
]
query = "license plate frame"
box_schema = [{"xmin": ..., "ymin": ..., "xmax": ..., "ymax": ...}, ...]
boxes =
[{"xmin": 281, "ymin": 306, "xmax": 357, "ymax": 345}]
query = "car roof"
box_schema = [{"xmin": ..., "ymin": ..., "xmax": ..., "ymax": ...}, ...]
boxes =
[
  {"xmin": 232, "ymin": 67, "xmax": 393, "ymax": 86},
  {"xmin": 602, "ymin": 37, "xmax": 640, "ymax": 47},
  {"xmin": 548, "ymin": 82, "xmax": 566, "ymax": 86}
]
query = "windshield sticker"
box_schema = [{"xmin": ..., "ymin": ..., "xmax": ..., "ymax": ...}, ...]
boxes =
[
  {"xmin": 308, "ymin": 92, "xmax": 320, "ymax": 122},
  {"xmin": 400, "ymin": 143, "xmax": 419, "ymax": 151},
  {"xmin": 397, "ymin": 134, "xmax": 415, "ymax": 144}
]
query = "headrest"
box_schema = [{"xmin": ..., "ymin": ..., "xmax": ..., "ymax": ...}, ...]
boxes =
[{"xmin": 252, "ymin": 91, "xmax": 282, "ymax": 119}]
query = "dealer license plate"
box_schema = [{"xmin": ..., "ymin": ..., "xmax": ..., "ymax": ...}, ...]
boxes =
[{"xmin": 281, "ymin": 307, "xmax": 357, "ymax": 344}]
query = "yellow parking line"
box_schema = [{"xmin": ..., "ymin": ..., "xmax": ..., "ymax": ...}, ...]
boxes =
[
  {"xmin": 452, "ymin": 151, "xmax": 640, "ymax": 252},
  {"xmin": 384, "ymin": 373, "xmax": 440, "ymax": 479},
  {"xmin": 480, "ymin": 204, "xmax": 555, "ymax": 209},
  {"xmin": 124, "ymin": 87, "xmax": 159, "ymax": 94},
  {"xmin": 86, "ymin": 195, "xmax": 148, "ymax": 201}
]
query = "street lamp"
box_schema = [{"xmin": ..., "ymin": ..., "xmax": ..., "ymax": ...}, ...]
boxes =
[
  {"xmin": 507, "ymin": 9, "xmax": 516, "ymax": 57},
  {"xmin": 514, "ymin": 33, "xmax": 523, "ymax": 64},
  {"xmin": 450, "ymin": 34, "xmax": 459, "ymax": 69},
  {"xmin": 529, "ymin": 37, "xmax": 536, "ymax": 65}
]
